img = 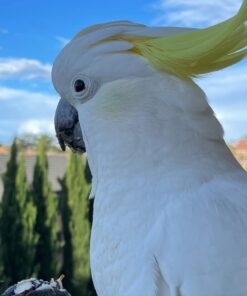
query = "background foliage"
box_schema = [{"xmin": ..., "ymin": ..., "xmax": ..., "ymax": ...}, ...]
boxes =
[{"xmin": 0, "ymin": 137, "xmax": 96, "ymax": 296}]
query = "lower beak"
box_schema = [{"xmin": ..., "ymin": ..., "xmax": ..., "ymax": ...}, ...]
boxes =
[{"xmin": 54, "ymin": 98, "xmax": 86, "ymax": 153}]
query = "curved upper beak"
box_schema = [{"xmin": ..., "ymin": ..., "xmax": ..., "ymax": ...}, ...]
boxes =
[{"xmin": 54, "ymin": 98, "xmax": 86, "ymax": 153}]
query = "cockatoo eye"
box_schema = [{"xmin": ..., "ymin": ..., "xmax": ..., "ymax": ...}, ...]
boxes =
[
  {"xmin": 71, "ymin": 74, "xmax": 99, "ymax": 103},
  {"xmin": 74, "ymin": 79, "xmax": 86, "ymax": 92}
]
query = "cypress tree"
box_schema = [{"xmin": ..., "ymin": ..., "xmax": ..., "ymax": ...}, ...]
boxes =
[
  {"xmin": 84, "ymin": 162, "xmax": 97, "ymax": 296},
  {"xmin": 0, "ymin": 209, "xmax": 6, "ymax": 290},
  {"xmin": 32, "ymin": 136, "xmax": 60, "ymax": 279},
  {"xmin": 0, "ymin": 140, "xmax": 19, "ymax": 283},
  {"xmin": 84, "ymin": 161, "xmax": 94, "ymax": 225},
  {"xmin": 60, "ymin": 152, "xmax": 91, "ymax": 296},
  {"xmin": 0, "ymin": 141, "xmax": 38, "ymax": 283},
  {"xmin": 0, "ymin": 190, "xmax": 3, "ymax": 274},
  {"xmin": 16, "ymin": 147, "xmax": 38, "ymax": 277}
]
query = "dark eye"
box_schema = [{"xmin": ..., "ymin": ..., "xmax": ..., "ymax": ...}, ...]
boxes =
[{"xmin": 74, "ymin": 79, "xmax": 86, "ymax": 92}]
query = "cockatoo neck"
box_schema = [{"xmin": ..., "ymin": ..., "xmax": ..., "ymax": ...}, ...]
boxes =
[{"xmin": 78, "ymin": 74, "xmax": 241, "ymax": 197}]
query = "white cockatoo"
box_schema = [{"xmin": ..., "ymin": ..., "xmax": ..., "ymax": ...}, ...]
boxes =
[{"xmin": 52, "ymin": 1, "xmax": 247, "ymax": 295}]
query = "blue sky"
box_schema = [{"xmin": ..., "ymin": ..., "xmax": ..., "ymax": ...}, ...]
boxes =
[{"xmin": 0, "ymin": 0, "xmax": 246, "ymax": 144}]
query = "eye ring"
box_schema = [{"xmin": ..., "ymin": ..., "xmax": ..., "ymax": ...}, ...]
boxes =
[
  {"xmin": 71, "ymin": 74, "xmax": 100, "ymax": 103},
  {"xmin": 74, "ymin": 79, "xmax": 86, "ymax": 93}
]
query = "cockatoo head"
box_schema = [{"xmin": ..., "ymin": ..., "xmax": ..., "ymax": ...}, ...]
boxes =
[
  {"xmin": 53, "ymin": 4, "xmax": 247, "ymax": 192},
  {"xmin": 52, "ymin": 22, "xmax": 198, "ymax": 180},
  {"xmin": 53, "ymin": 21, "xmax": 157, "ymax": 153}
]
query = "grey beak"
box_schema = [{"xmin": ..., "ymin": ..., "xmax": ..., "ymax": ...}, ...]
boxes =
[{"xmin": 54, "ymin": 98, "xmax": 86, "ymax": 153}]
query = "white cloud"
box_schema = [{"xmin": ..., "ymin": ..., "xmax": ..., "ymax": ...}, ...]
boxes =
[
  {"xmin": 153, "ymin": 0, "xmax": 242, "ymax": 27},
  {"xmin": 0, "ymin": 58, "xmax": 52, "ymax": 80},
  {"xmin": 0, "ymin": 86, "xmax": 58, "ymax": 143},
  {"xmin": 0, "ymin": 86, "xmax": 56, "ymax": 107},
  {"xmin": 56, "ymin": 36, "xmax": 70, "ymax": 47},
  {"xmin": 196, "ymin": 63, "xmax": 247, "ymax": 141},
  {"xmin": 18, "ymin": 119, "xmax": 54, "ymax": 135}
]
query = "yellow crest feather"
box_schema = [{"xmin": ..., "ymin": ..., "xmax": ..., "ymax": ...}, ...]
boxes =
[
  {"xmin": 73, "ymin": 2, "xmax": 247, "ymax": 79},
  {"xmin": 124, "ymin": 0, "xmax": 247, "ymax": 78}
]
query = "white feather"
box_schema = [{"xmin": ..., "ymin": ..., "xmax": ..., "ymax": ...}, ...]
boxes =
[{"xmin": 52, "ymin": 21, "xmax": 247, "ymax": 296}]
